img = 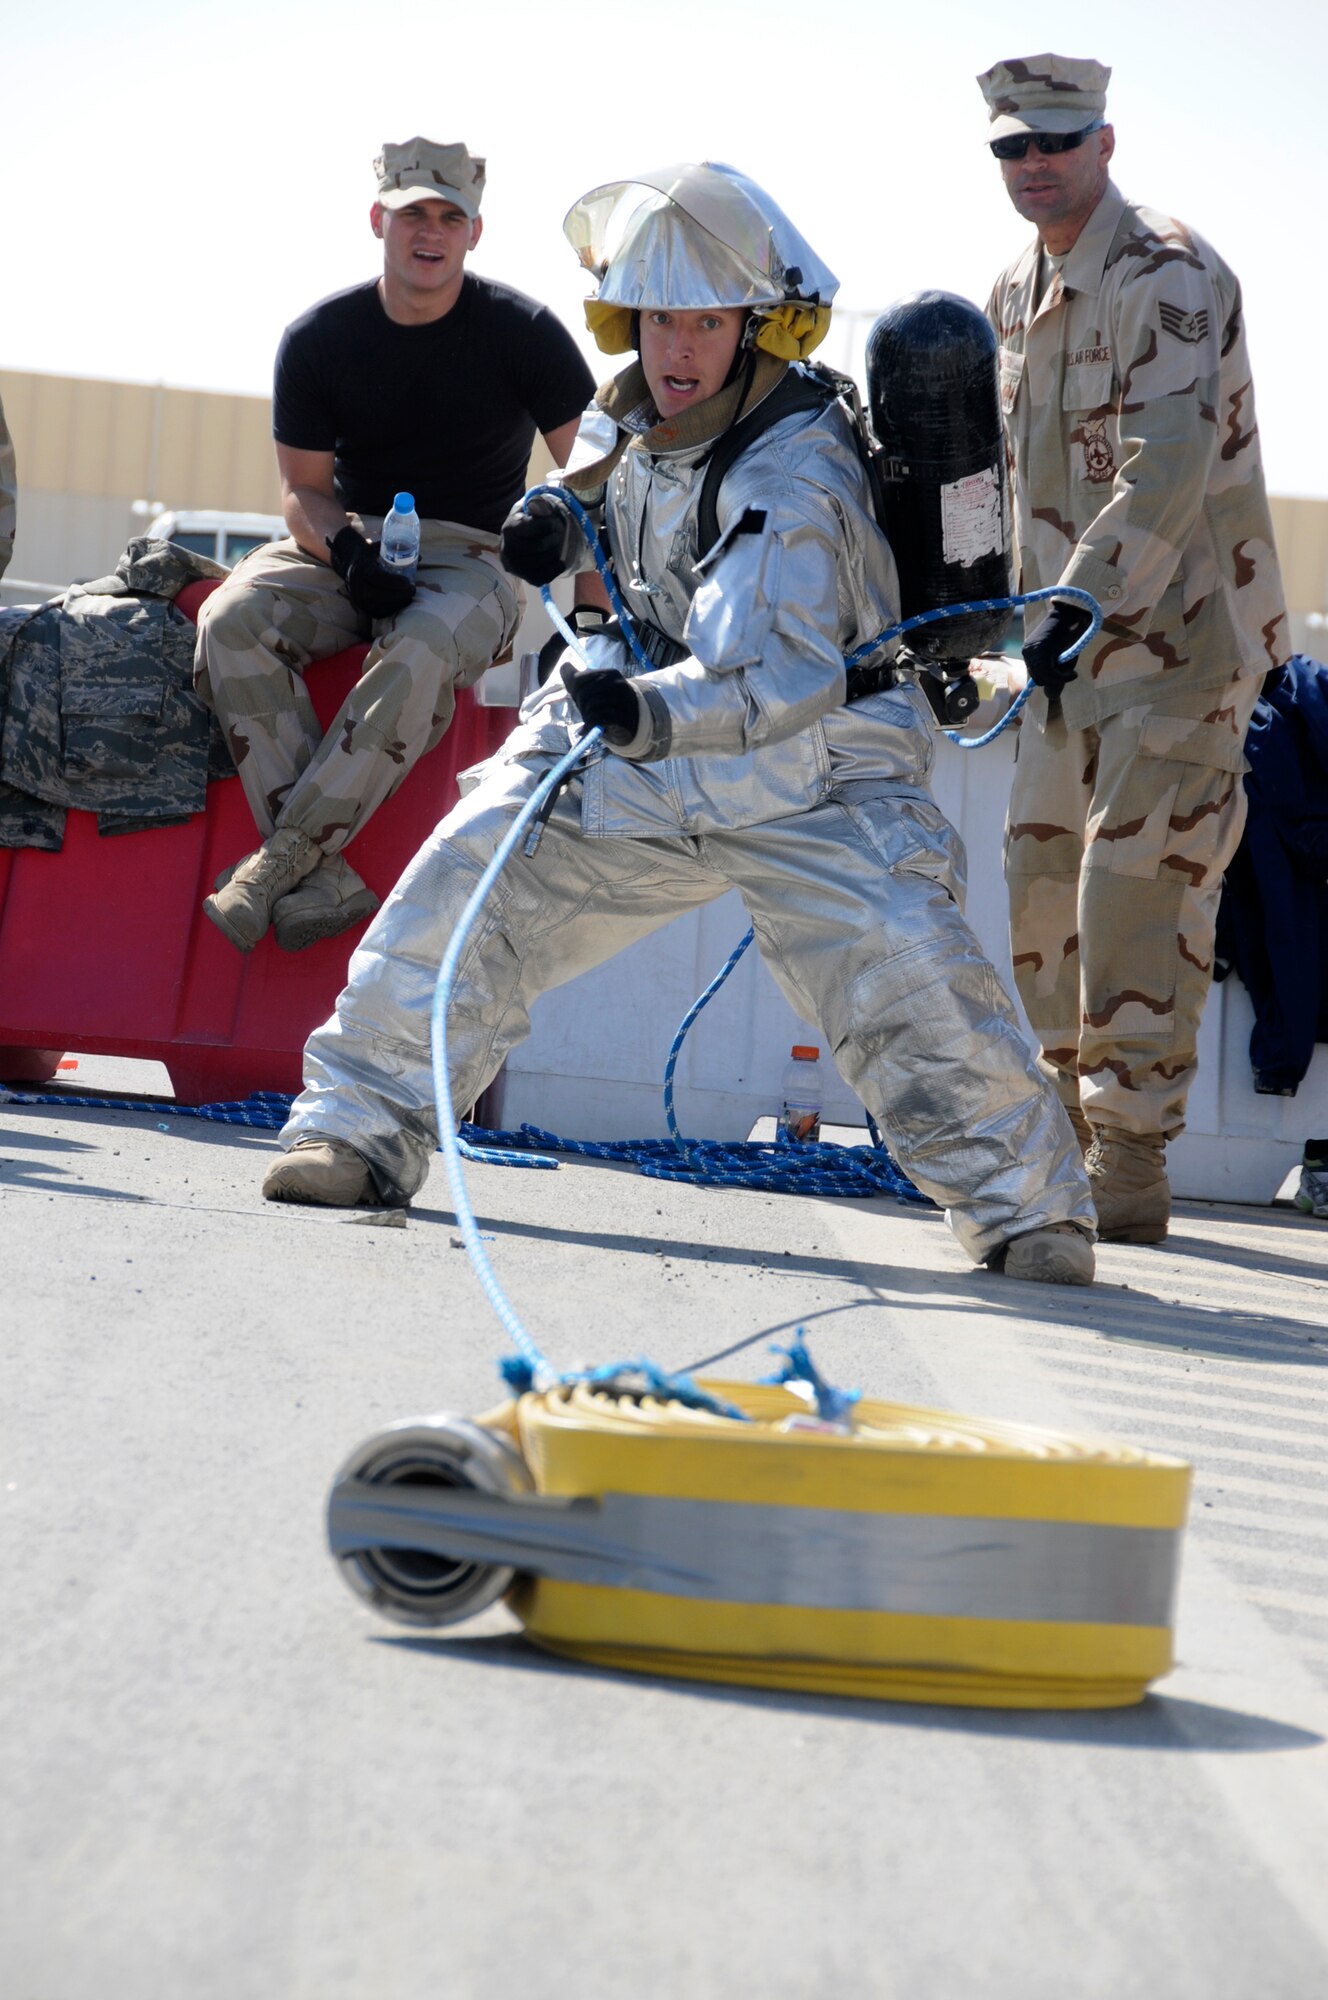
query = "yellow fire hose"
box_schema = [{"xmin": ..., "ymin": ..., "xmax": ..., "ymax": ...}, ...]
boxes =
[{"xmin": 328, "ymin": 1378, "xmax": 1189, "ymax": 1709}]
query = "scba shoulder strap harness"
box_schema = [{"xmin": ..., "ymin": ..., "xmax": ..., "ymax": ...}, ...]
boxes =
[{"xmin": 621, "ymin": 364, "xmax": 898, "ymax": 696}]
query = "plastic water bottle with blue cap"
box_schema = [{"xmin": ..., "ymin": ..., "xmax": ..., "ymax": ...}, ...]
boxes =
[{"xmin": 380, "ymin": 491, "xmax": 420, "ymax": 585}]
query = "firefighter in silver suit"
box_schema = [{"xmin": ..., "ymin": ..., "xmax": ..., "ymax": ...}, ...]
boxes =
[{"xmin": 264, "ymin": 163, "xmax": 1096, "ymax": 1282}]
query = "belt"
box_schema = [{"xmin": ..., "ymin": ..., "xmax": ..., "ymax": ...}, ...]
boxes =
[{"xmin": 844, "ymin": 655, "xmax": 900, "ymax": 704}]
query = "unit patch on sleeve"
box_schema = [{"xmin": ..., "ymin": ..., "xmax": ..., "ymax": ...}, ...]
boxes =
[{"xmin": 1158, "ymin": 302, "xmax": 1210, "ymax": 345}]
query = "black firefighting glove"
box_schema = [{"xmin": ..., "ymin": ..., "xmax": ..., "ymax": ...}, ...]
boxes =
[
  {"xmin": 1022, "ymin": 599, "xmax": 1094, "ymax": 699},
  {"xmin": 499, "ymin": 497, "xmax": 578, "ymax": 586},
  {"xmin": 562, "ymin": 663, "xmax": 646, "ymax": 751},
  {"xmin": 327, "ymin": 526, "xmax": 416, "ymax": 619}
]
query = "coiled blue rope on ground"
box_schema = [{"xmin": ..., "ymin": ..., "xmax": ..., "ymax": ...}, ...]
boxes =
[
  {"xmin": 0, "ymin": 1087, "xmax": 295, "ymax": 1128},
  {"xmin": 0, "ymin": 1078, "xmax": 915, "ymax": 1204}
]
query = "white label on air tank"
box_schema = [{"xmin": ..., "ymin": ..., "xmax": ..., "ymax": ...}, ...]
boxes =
[{"xmin": 940, "ymin": 467, "xmax": 1003, "ymax": 568}]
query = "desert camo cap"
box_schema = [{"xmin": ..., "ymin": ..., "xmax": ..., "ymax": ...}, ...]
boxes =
[
  {"xmin": 374, "ymin": 138, "xmax": 486, "ymax": 217},
  {"xmin": 977, "ymin": 55, "xmax": 1111, "ymax": 139}
]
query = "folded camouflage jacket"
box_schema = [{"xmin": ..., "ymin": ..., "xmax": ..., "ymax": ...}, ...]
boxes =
[{"xmin": 0, "ymin": 537, "xmax": 234, "ymax": 849}]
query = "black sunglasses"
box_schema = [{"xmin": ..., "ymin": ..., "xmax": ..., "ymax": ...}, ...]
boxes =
[{"xmin": 990, "ymin": 121, "xmax": 1104, "ymax": 162}]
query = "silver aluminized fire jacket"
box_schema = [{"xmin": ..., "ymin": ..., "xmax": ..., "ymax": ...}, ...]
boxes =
[{"xmin": 281, "ymin": 367, "xmax": 1093, "ymax": 1261}]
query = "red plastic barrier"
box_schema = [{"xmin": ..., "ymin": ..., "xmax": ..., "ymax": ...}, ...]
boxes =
[{"xmin": 0, "ymin": 578, "xmax": 513, "ymax": 1102}]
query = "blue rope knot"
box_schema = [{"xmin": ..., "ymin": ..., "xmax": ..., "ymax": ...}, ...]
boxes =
[{"xmin": 764, "ymin": 1334, "xmax": 861, "ymax": 1425}]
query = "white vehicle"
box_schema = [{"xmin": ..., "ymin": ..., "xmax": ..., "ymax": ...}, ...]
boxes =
[{"xmin": 146, "ymin": 508, "xmax": 286, "ymax": 569}]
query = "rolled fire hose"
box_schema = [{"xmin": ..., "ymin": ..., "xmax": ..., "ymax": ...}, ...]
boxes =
[{"xmin": 328, "ymin": 1378, "xmax": 1189, "ymax": 1710}]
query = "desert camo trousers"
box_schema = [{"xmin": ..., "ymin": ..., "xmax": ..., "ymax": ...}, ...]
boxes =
[
  {"xmin": 1005, "ymin": 674, "xmax": 1260, "ymax": 1139},
  {"xmin": 193, "ymin": 519, "xmax": 520, "ymax": 854}
]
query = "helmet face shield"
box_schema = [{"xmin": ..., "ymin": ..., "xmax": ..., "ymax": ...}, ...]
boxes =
[{"xmin": 565, "ymin": 161, "xmax": 839, "ymax": 317}]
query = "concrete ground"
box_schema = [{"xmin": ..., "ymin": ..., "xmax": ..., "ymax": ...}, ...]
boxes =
[{"xmin": 2, "ymin": 1055, "xmax": 1327, "ymax": 1999}]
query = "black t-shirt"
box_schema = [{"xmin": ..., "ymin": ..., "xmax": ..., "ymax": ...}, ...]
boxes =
[{"xmin": 272, "ymin": 274, "xmax": 595, "ymax": 532}]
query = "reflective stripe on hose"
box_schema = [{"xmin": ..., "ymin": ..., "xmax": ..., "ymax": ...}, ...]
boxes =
[{"xmin": 327, "ymin": 1481, "xmax": 1180, "ymax": 1627}]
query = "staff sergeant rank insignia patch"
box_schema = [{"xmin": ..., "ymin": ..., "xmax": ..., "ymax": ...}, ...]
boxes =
[{"xmin": 1159, "ymin": 302, "xmax": 1210, "ymax": 344}]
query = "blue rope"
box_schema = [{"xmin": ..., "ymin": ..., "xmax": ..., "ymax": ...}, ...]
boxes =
[
  {"xmin": 522, "ymin": 485, "xmax": 654, "ymax": 673},
  {"xmin": 0, "ymin": 1087, "xmax": 294, "ymax": 1128},
  {"xmin": 0, "ymin": 1076, "xmax": 920, "ymax": 1203},
  {"xmin": 663, "ymin": 926, "xmax": 754, "ymax": 1162},
  {"xmin": 934, "ymin": 584, "xmax": 1099, "ymax": 749},
  {"xmin": 654, "ymin": 924, "xmax": 923, "ymax": 1201},
  {"xmin": 418, "ymin": 730, "xmax": 757, "ymax": 1416},
  {"xmin": 462, "ymin": 1119, "xmax": 927, "ymax": 1203},
  {"xmin": 428, "ymin": 730, "xmax": 602, "ymax": 1390},
  {"xmin": 947, "ymin": 680, "xmax": 1031, "ymax": 748}
]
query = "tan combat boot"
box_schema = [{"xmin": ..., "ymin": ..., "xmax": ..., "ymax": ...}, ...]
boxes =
[
  {"xmin": 996, "ymin": 1223, "xmax": 1096, "ymax": 1286},
  {"xmin": 262, "ymin": 1136, "xmax": 379, "ymax": 1207},
  {"xmin": 272, "ymin": 854, "xmax": 380, "ymax": 953},
  {"xmin": 204, "ymin": 828, "xmax": 321, "ymax": 952},
  {"xmin": 1085, "ymin": 1130, "xmax": 1170, "ymax": 1243}
]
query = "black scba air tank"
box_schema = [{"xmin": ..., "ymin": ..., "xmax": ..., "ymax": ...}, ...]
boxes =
[{"xmin": 867, "ymin": 292, "xmax": 1012, "ymax": 721}]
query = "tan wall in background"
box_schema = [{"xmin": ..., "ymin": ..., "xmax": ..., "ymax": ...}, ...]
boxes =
[
  {"xmin": 1270, "ymin": 496, "xmax": 1328, "ymax": 629},
  {"xmin": 1, "ymin": 368, "xmax": 280, "ymax": 593},
  {"xmin": 1, "ymin": 369, "xmax": 280, "ymax": 511}
]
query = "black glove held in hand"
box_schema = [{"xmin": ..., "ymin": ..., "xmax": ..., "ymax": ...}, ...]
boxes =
[
  {"xmin": 500, "ymin": 503, "xmax": 575, "ymax": 586},
  {"xmin": 327, "ymin": 526, "xmax": 416, "ymax": 619},
  {"xmin": 563, "ymin": 664, "xmax": 643, "ymax": 749},
  {"xmin": 1022, "ymin": 599, "xmax": 1093, "ymax": 698}
]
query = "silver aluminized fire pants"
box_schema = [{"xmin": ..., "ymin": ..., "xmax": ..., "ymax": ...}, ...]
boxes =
[{"xmin": 282, "ymin": 749, "xmax": 1093, "ymax": 1264}]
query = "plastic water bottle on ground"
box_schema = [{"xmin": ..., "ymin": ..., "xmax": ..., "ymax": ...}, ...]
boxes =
[
  {"xmin": 380, "ymin": 491, "xmax": 420, "ymax": 584},
  {"xmin": 778, "ymin": 1044, "xmax": 824, "ymax": 1145}
]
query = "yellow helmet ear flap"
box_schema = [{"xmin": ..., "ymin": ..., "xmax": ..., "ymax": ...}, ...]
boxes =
[
  {"xmin": 753, "ymin": 303, "xmax": 833, "ymax": 360},
  {"xmin": 584, "ymin": 299, "xmax": 637, "ymax": 354}
]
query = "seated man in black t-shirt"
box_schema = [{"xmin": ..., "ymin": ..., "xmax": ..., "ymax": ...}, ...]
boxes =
[{"xmin": 193, "ymin": 136, "xmax": 597, "ymax": 954}]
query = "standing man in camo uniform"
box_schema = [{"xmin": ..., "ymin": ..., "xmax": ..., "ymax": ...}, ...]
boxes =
[
  {"xmin": 194, "ymin": 137, "xmax": 595, "ymax": 954},
  {"xmin": 979, "ymin": 54, "xmax": 1288, "ymax": 1242}
]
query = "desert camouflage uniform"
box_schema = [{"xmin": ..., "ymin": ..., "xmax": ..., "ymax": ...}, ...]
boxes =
[
  {"xmin": 0, "ymin": 394, "xmax": 15, "ymax": 582},
  {"xmin": 989, "ymin": 179, "xmax": 1288, "ymax": 1137},
  {"xmin": 193, "ymin": 517, "xmax": 520, "ymax": 854}
]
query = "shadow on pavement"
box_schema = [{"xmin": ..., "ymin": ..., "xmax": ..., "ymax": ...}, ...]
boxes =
[
  {"xmin": 0, "ymin": 1159, "xmax": 151, "ymax": 1201},
  {"xmin": 398, "ymin": 1193, "xmax": 1324, "ymax": 1369},
  {"xmin": 372, "ymin": 1631, "xmax": 1321, "ymax": 1751},
  {"xmin": 0, "ymin": 1126, "xmax": 101, "ymax": 1153},
  {"xmin": 1, "ymin": 1104, "xmax": 278, "ymax": 1151}
]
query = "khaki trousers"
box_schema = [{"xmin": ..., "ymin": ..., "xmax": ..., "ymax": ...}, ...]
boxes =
[
  {"xmin": 1005, "ymin": 675, "xmax": 1259, "ymax": 1137},
  {"xmin": 193, "ymin": 519, "xmax": 520, "ymax": 853}
]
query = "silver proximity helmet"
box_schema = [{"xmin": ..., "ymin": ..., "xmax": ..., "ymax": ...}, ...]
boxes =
[{"xmin": 565, "ymin": 161, "xmax": 839, "ymax": 358}]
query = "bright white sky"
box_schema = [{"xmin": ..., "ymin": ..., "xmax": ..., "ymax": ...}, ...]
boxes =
[{"xmin": 5, "ymin": 0, "xmax": 1326, "ymax": 494}]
